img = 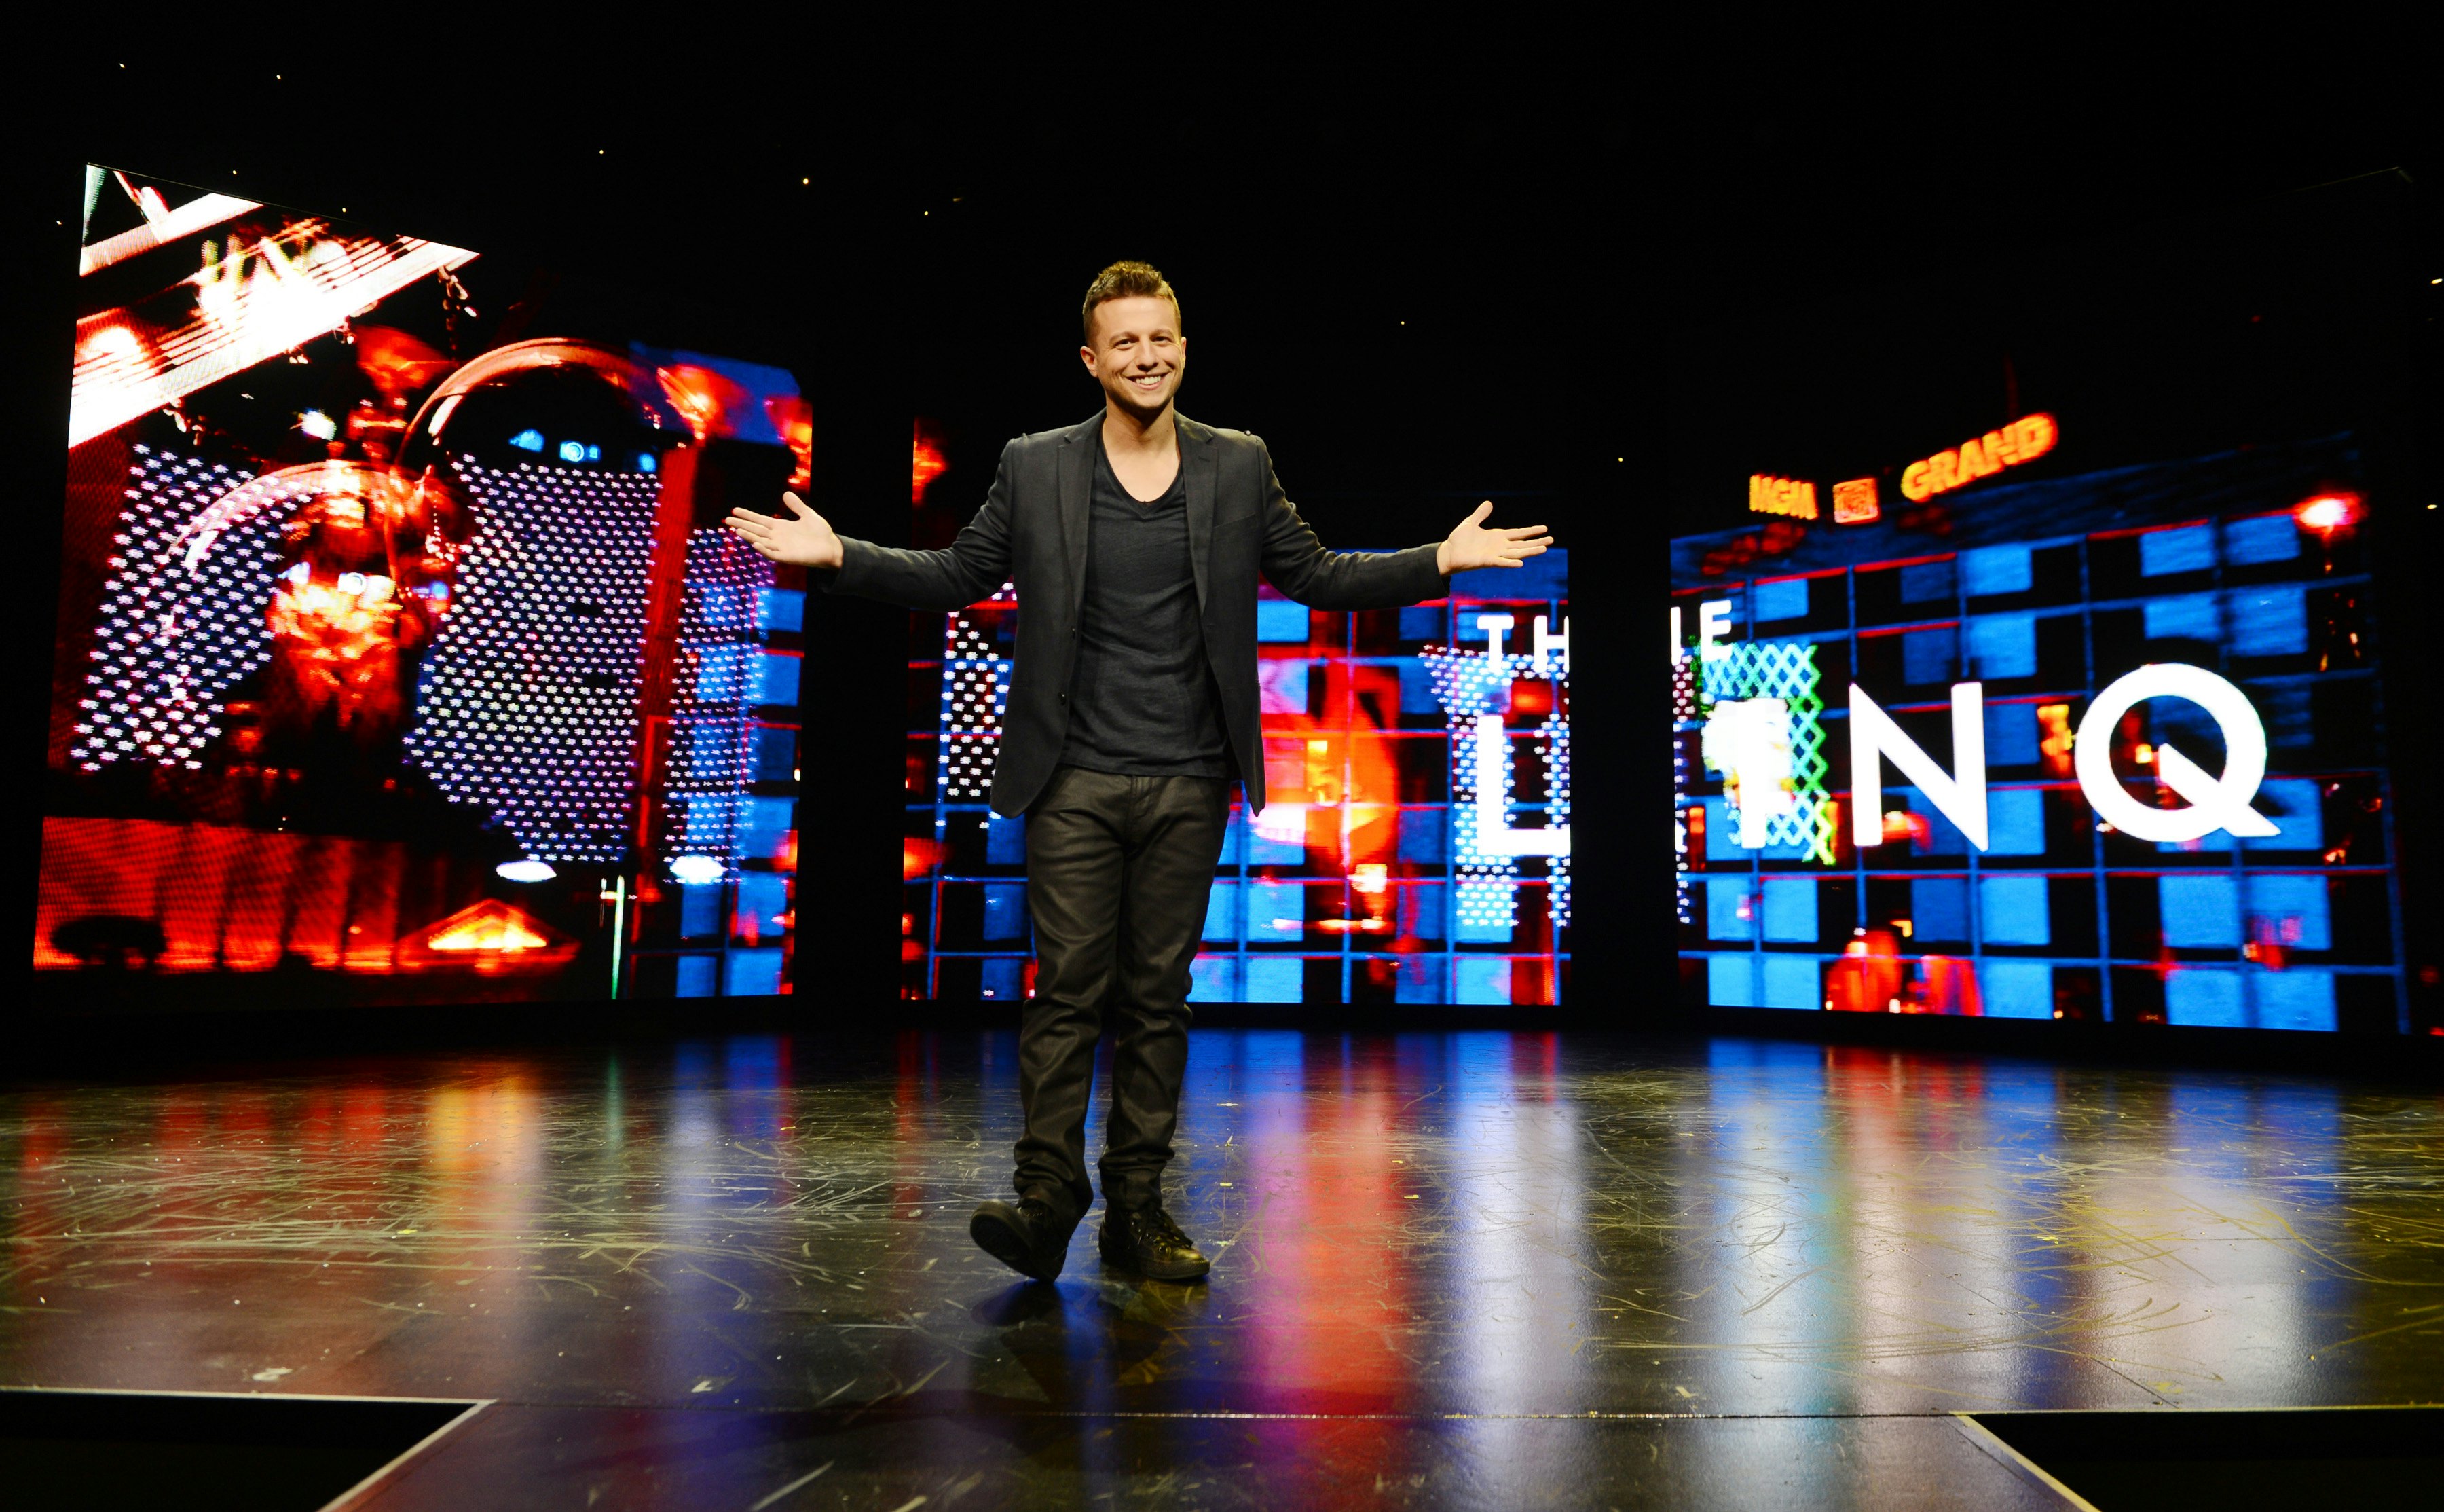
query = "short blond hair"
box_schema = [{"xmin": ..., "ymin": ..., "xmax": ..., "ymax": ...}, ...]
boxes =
[{"xmin": 1081, "ymin": 260, "xmax": 1181, "ymax": 343}]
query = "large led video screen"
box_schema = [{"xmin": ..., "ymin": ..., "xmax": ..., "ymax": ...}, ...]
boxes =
[
  {"xmin": 900, "ymin": 435, "xmax": 1570, "ymax": 1004},
  {"xmin": 1673, "ymin": 428, "xmax": 2410, "ymax": 1032},
  {"xmin": 40, "ymin": 167, "xmax": 812, "ymax": 1006}
]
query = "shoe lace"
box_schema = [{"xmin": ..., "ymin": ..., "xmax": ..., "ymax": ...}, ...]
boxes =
[{"xmin": 1138, "ymin": 1206, "xmax": 1193, "ymax": 1249}]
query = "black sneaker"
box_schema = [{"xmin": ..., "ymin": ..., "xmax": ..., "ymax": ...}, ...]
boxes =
[
  {"xmin": 1097, "ymin": 1204, "xmax": 1211, "ymax": 1281},
  {"xmin": 970, "ymin": 1197, "xmax": 1072, "ymax": 1283}
]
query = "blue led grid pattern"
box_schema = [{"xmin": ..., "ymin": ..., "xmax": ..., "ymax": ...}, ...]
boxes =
[
  {"xmin": 1673, "ymin": 442, "xmax": 2405, "ymax": 1033},
  {"xmin": 654, "ymin": 529, "xmax": 779, "ymax": 879},
  {"xmin": 904, "ymin": 551, "xmax": 1570, "ymax": 1005}
]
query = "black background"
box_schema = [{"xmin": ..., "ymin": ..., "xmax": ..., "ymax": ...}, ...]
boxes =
[{"xmin": 3, "ymin": 32, "xmax": 2436, "ymax": 1031}]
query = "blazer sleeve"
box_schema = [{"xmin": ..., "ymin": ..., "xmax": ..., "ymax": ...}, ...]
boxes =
[
  {"xmin": 1253, "ymin": 442, "xmax": 1447, "ymax": 610},
  {"xmin": 822, "ymin": 441, "xmax": 1017, "ymax": 611}
]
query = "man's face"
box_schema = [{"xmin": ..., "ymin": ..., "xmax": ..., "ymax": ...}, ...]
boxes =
[{"xmin": 1080, "ymin": 295, "xmax": 1185, "ymax": 418}]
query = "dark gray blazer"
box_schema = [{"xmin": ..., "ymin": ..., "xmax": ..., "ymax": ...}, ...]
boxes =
[{"xmin": 828, "ymin": 411, "xmax": 1447, "ymax": 816}]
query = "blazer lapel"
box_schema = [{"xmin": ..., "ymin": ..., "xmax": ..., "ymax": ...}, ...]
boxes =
[
  {"xmin": 1179, "ymin": 413, "xmax": 1217, "ymax": 609},
  {"xmin": 1057, "ymin": 412, "xmax": 1098, "ymax": 621}
]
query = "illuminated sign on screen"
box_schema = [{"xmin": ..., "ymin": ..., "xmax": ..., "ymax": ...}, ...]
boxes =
[
  {"xmin": 1667, "ymin": 600, "xmax": 1736, "ymax": 664},
  {"xmin": 1682, "ymin": 610, "xmax": 2278, "ymax": 850},
  {"xmin": 1747, "ymin": 475, "xmax": 1819, "ymax": 520},
  {"xmin": 1683, "ymin": 413, "xmax": 2403, "ymax": 1033},
  {"xmin": 1847, "ymin": 667, "xmax": 2274, "ymax": 850},
  {"xmin": 1751, "ymin": 418, "xmax": 2062, "ymax": 523},
  {"xmin": 1900, "ymin": 413, "xmax": 2058, "ymax": 502},
  {"xmin": 1830, "ymin": 477, "xmax": 1880, "ymax": 524}
]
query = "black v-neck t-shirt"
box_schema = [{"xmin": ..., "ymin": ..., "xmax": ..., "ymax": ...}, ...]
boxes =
[{"xmin": 1056, "ymin": 437, "xmax": 1232, "ymax": 777}]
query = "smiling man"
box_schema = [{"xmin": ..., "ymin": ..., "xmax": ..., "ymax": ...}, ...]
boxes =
[{"xmin": 727, "ymin": 261, "xmax": 1549, "ymax": 1284}]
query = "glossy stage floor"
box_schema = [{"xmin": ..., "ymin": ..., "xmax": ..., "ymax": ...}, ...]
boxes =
[{"xmin": 5, "ymin": 1029, "xmax": 2440, "ymax": 1509}]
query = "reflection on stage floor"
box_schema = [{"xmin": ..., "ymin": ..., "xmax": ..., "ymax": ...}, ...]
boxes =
[{"xmin": 4, "ymin": 1030, "xmax": 2439, "ymax": 1508}]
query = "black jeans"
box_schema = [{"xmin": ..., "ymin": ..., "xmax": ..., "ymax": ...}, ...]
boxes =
[{"xmin": 1016, "ymin": 765, "xmax": 1231, "ymax": 1220}]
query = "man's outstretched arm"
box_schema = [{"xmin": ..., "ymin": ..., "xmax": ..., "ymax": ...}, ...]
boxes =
[
  {"xmin": 1433, "ymin": 500, "xmax": 1555, "ymax": 576},
  {"xmin": 727, "ymin": 445, "xmax": 1015, "ymax": 612},
  {"xmin": 1255, "ymin": 447, "xmax": 1553, "ymax": 610}
]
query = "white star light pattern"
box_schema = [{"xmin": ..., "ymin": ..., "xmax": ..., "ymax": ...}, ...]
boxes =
[
  {"xmin": 938, "ymin": 584, "xmax": 1017, "ymax": 802},
  {"xmin": 73, "ymin": 447, "xmax": 285, "ymax": 771},
  {"xmin": 401, "ymin": 457, "xmax": 662, "ymax": 864},
  {"xmin": 656, "ymin": 529, "xmax": 777, "ymax": 877},
  {"xmin": 1422, "ymin": 638, "xmax": 1572, "ymax": 938},
  {"xmin": 1673, "ymin": 648, "xmax": 1699, "ymax": 925}
]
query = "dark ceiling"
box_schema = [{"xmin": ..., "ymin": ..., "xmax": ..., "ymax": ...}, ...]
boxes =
[{"xmin": 8, "ymin": 36, "xmax": 2438, "ymax": 547}]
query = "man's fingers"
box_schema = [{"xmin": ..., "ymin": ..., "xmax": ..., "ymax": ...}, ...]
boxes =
[
  {"xmin": 1467, "ymin": 500, "xmax": 1494, "ymax": 524},
  {"xmin": 781, "ymin": 490, "xmax": 817, "ymax": 520}
]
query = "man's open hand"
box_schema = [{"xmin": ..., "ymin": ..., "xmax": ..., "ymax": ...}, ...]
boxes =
[
  {"xmin": 726, "ymin": 492, "xmax": 843, "ymax": 570},
  {"xmin": 1437, "ymin": 501, "xmax": 1553, "ymax": 574}
]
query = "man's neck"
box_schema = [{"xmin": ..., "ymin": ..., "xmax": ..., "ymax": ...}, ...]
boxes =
[{"xmin": 1100, "ymin": 401, "xmax": 1178, "ymax": 458}]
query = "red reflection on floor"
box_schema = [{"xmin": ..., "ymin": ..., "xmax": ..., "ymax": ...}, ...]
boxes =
[{"xmin": 1236, "ymin": 1039, "xmax": 1415, "ymax": 1418}]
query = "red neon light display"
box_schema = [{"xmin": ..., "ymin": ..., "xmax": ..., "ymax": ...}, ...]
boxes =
[
  {"xmin": 349, "ymin": 325, "xmax": 453, "ymax": 407},
  {"xmin": 902, "ymin": 837, "xmax": 946, "ymax": 881},
  {"xmin": 655, "ymin": 364, "xmax": 749, "ymax": 445},
  {"xmin": 2295, "ymin": 492, "xmax": 2360, "ymax": 533},
  {"xmin": 36, "ymin": 816, "xmax": 572, "ymax": 976},
  {"xmin": 766, "ymin": 394, "xmax": 813, "ymax": 489},
  {"xmin": 422, "ymin": 900, "xmax": 553, "ymax": 953},
  {"xmin": 1831, "ymin": 477, "xmax": 1881, "ymax": 525},
  {"xmin": 912, "ymin": 432, "xmax": 948, "ymax": 502},
  {"xmin": 1747, "ymin": 475, "xmax": 1818, "ymax": 520},
  {"xmin": 407, "ymin": 900, "xmax": 577, "ymax": 973}
]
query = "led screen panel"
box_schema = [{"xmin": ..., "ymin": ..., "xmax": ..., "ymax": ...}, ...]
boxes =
[
  {"xmin": 897, "ymin": 442, "xmax": 1570, "ymax": 1004},
  {"xmin": 40, "ymin": 166, "xmax": 811, "ymax": 1006},
  {"xmin": 1673, "ymin": 436, "xmax": 2408, "ymax": 1032}
]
